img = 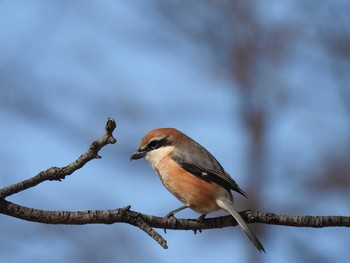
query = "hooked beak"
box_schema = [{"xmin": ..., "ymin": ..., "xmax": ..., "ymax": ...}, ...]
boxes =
[{"xmin": 130, "ymin": 149, "xmax": 147, "ymax": 160}]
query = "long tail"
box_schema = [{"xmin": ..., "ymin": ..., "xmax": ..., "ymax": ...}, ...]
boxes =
[{"xmin": 217, "ymin": 199, "xmax": 265, "ymax": 253}]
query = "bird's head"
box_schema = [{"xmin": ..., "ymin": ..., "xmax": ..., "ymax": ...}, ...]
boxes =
[{"xmin": 130, "ymin": 128, "xmax": 184, "ymax": 167}]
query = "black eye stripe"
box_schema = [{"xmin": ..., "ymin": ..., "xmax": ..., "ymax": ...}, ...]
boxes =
[
  {"xmin": 147, "ymin": 138, "xmax": 171, "ymax": 150},
  {"xmin": 147, "ymin": 140, "xmax": 159, "ymax": 150}
]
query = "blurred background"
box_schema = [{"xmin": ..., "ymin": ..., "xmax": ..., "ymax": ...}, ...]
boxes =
[{"xmin": 1, "ymin": 1, "xmax": 350, "ymax": 262}]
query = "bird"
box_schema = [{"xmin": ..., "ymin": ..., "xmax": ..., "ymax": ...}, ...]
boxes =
[{"xmin": 130, "ymin": 128, "xmax": 265, "ymax": 252}]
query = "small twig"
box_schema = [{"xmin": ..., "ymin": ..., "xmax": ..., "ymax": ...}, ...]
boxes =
[
  {"xmin": 132, "ymin": 215, "xmax": 168, "ymax": 249},
  {"xmin": 0, "ymin": 118, "xmax": 117, "ymax": 199}
]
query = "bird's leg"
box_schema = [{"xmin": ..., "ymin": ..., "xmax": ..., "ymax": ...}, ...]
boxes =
[
  {"xmin": 165, "ymin": 205, "xmax": 189, "ymax": 218},
  {"xmin": 198, "ymin": 214, "xmax": 207, "ymax": 223},
  {"xmin": 164, "ymin": 205, "xmax": 189, "ymax": 234}
]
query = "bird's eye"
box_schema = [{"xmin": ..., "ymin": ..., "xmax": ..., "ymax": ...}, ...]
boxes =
[{"xmin": 148, "ymin": 140, "xmax": 159, "ymax": 150}]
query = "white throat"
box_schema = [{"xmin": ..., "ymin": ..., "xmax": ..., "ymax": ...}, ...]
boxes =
[{"xmin": 145, "ymin": 145, "xmax": 175, "ymax": 169}]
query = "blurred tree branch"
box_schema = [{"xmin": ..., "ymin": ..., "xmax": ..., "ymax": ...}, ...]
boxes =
[{"xmin": 0, "ymin": 117, "xmax": 349, "ymax": 250}]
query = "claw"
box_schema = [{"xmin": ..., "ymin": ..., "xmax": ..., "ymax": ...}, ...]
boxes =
[
  {"xmin": 165, "ymin": 212, "xmax": 176, "ymax": 218},
  {"xmin": 193, "ymin": 229, "xmax": 202, "ymax": 235}
]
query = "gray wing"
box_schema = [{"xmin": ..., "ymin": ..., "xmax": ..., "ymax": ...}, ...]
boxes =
[{"xmin": 172, "ymin": 139, "xmax": 247, "ymax": 198}]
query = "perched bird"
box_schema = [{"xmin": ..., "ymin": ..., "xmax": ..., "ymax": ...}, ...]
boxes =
[{"xmin": 130, "ymin": 128, "xmax": 265, "ymax": 252}]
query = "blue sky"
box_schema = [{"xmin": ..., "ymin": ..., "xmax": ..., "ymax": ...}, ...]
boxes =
[{"xmin": 1, "ymin": 1, "xmax": 350, "ymax": 263}]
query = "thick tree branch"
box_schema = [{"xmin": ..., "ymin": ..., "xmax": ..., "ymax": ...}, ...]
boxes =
[
  {"xmin": 1, "ymin": 117, "xmax": 349, "ymax": 249},
  {"xmin": 1, "ymin": 198, "xmax": 349, "ymax": 249},
  {"xmin": 1, "ymin": 199, "xmax": 349, "ymax": 228}
]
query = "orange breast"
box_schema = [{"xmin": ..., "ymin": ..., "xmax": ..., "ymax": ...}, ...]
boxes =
[{"xmin": 155, "ymin": 155, "xmax": 223, "ymax": 214}]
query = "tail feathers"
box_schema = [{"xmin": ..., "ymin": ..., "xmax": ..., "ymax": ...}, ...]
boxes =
[{"xmin": 217, "ymin": 199, "xmax": 265, "ymax": 253}]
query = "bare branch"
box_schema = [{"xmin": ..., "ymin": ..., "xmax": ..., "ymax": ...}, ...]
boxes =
[
  {"xmin": 252, "ymin": 211, "xmax": 350, "ymax": 228},
  {"xmin": 0, "ymin": 200, "xmax": 170, "ymax": 248},
  {"xmin": 0, "ymin": 118, "xmax": 117, "ymax": 199},
  {"xmin": 1, "ymin": 199, "xmax": 349, "ymax": 249}
]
